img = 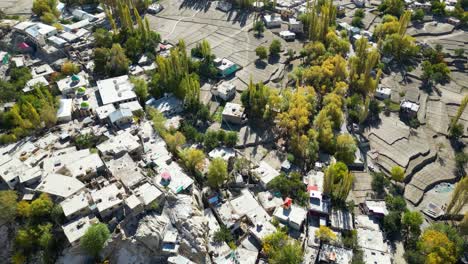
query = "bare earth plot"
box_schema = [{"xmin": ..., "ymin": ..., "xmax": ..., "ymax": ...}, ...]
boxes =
[
  {"xmin": 0, "ymin": 0, "xmax": 32, "ymax": 14},
  {"xmin": 147, "ymin": 0, "xmax": 286, "ymax": 85}
]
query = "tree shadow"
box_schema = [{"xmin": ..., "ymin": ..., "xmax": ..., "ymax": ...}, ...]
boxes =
[
  {"xmin": 254, "ymin": 59, "xmax": 267, "ymax": 69},
  {"xmin": 226, "ymin": 8, "xmax": 253, "ymax": 27},
  {"xmin": 179, "ymin": 0, "xmax": 211, "ymax": 12},
  {"xmin": 268, "ymin": 55, "xmax": 280, "ymax": 64}
]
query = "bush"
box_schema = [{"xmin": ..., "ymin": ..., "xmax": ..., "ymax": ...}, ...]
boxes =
[
  {"xmin": 255, "ymin": 46, "xmax": 268, "ymax": 60},
  {"xmin": 0, "ymin": 190, "xmax": 17, "ymax": 223},
  {"xmin": 269, "ymin": 40, "xmax": 282, "ymax": 56},
  {"xmin": 80, "ymin": 223, "xmax": 110, "ymax": 258},
  {"xmin": 213, "ymin": 225, "xmax": 233, "ymax": 243},
  {"xmin": 224, "ymin": 131, "xmax": 238, "ymax": 147},
  {"xmin": 412, "ymin": 9, "xmax": 425, "ymax": 21},
  {"xmin": 351, "ymin": 17, "xmax": 364, "ymax": 28},
  {"xmin": 355, "ymin": 9, "xmax": 365, "ymax": 18}
]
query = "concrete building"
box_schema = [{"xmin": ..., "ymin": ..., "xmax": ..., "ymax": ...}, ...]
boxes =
[
  {"xmin": 90, "ymin": 183, "xmax": 124, "ymax": 218},
  {"xmin": 97, "ymin": 75, "xmax": 137, "ymax": 107},
  {"xmin": 375, "ymin": 87, "xmax": 391, "ymax": 100},
  {"xmin": 214, "ymin": 58, "xmax": 239, "ymax": 78},
  {"xmin": 400, "ymin": 100, "xmax": 420, "ymax": 117},
  {"xmin": 362, "ymin": 200, "xmax": 389, "ymax": 217},
  {"xmin": 95, "ymin": 104, "xmax": 116, "ymax": 121},
  {"xmin": 97, "ymin": 131, "xmax": 142, "ymax": 157},
  {"xmin": 31, "ymin": 64, "xmax": 54, "ymax": 78},
  {"xmin": 105, "ymin": 153, "xmax": 145, "ymax": 189},
  {"xmin": 288, "ymin": 18, "xmax": 303, "ymax": 33},
  {"xmin": 208, "ymin": 147, "xmax": 236, "ymax": 162},
  {"xmin": 280, "ymin": 30, "xmax": 296, "ymax": 41},
  {"xmin": 146, "ymin": 94, "xmax": 183, "ymax": 117},
  {"xmin": 62, "ymin": 216, "xmax": 98, "ymax": 245},
  {"xmin": 57, "ymin": 98, "xmax": 73, "ymax": 122},
  {"xmin": 273, "ymin": 200, "xmax": 307, "ymax": 230},
  {"xmin": 56, "ymin": 74, "xmax": 89, "ymax": 96},
  {"xmin": 263, "ymin": 14, "xmax": 282, "ymax": 28},
  {"xmin": 318, "ymin": 244, "xmax": 353, "ymax": 264},
  {"xmin": 24, "ymin": 76, "xmax": 49, "ymax": 93},
  {"xmin": 212, "ymin": 81, "xmax": 236, "ymax": 101},
  {"xmin": 60, "ymin": 191, "xmax": 91, "ymax": 220},
  {"xmin": 36, "ymin": 173, "xmax": 86, "ymax": 199},
  {"xmin": 119, "ymin": 101, "xmax": 143, "ymax": 113},
  {"xmin": 24, "ymin": 23, "xmax": 58, "ymax": 45},
  {"xmin": 252, "ymin": 161, "xmax": 280, "ymax": 188},
  {"xmin": 125, "ymin": 194, "xmax": 143, "ymax": 215},
  {"xmin": 133, "ymin": 182, "xmax": 164, "ymax": 208},
  {"xmin": 222, "ymin": 103, "xmax": 246, "ymax": 125},
  {"xmin": 109, "ymin": 107, "xmax": 134, "ymax": 127},
  {"xmin": 154, "ymin": 162, "xmax": 194, "ymax": 194},
  {"xmin": 330, "ymin": 209, "xmax": 353, "ymax": 231}
]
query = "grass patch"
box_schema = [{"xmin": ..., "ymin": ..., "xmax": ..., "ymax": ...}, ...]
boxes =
[{"xmin": 212, "ymin": 106, "xmax": 224, "ymax": 123}]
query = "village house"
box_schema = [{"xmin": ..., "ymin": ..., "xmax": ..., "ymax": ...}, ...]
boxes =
[
  {"xmin": 97, "ymin": 75, "xmax": 137, "ymax": 107},
  {"xmin": 273, "ymin": 198, "xmax": 307, "ymax": 230},
  {"xmin": 212, "ymin": 81, "xmax": 236, "ymax": 101},
  {"xmin": 60, "ymin": 191, "xmax": 92, "ymax": 220},
  {"xmin": 222, "ymin": 102, "xmax": 247, "ymax": 125},
  {"xmin": 35, "ymin": 173, "xmax": 86, "ymax": 199},
  {"xmin": 90, "ymin": 182, "xmax": 125, "ymax": 218},
  {"xmin": 146, "ymin": 94, "xmax": 183, "ymax": 117},
  {"xmin": 252, "ymin": 161, "xmax": 280, "ymax": 188},
  {"xmin": 62, "ymin": 216, "xmax": 98, "ymax": 245},
  {"xmin": 105, "ymin": 153, "xmax": 145, "ymax": 189}
]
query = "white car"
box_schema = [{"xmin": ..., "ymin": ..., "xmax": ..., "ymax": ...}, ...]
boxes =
[{"xmin": 148, "ymin": 3, "xmax": 163, "ymax": 14}]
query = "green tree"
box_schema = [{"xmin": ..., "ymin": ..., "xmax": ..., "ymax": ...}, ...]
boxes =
[
  {"xmin": 253, "ymin": 20, "xmax": 265, "ymax": 36},
  {"xmin": 94, "ymin": 28, "xmax": 113, "ymax": 48},
  {"xmin": 180, "ymin": 73, "xmax": 200, "ymax": 111},
  {"xmin": 164, "ymin": 131, "xmax": 186, "ymax": 153},
  {"xmin": 241, "ymin": 80, "xmax": 271, "ymax": 119},
  {"xmin": 262, "ymin": 231, "xmax": 303, "ymax": 264},
  {"xmin": 255, "ymin": 46, "xmax": 268, "ymax": 60},
  {"xmin": 446, "ymin": 176, "xmax": 468, "ymax": 216},
  {"xmin": 80, "ymin": 223, "xmax": 110, "ymax": 258},
  {"xmin": 107, "ymin": 44, "xmax": 130, "ymax": 77},
  {"xmin": 0, "ymin": 190, "xmax": 17, "ymax": 223},
  {"xmin": 269, "ymin": 39, "xmax": 282, "ymax": 57},
  {"xmin": 267, "ymin": 172, "xmax": 309, "ymax": 206},
  {"xmin": 207, "ymin": 158, "xmax": 228, "ymax": 188},
  {"xmin": 213, "ymin": 225, "xmax": 233, "ymax": 243},
  {"xmin": 379, "ymin": 0, "xmax": 404, "ymax": 16},
  {"xmin": 180, "ymin": 148, "xmax": 206, "ymax": 174},
  {"xmin": 204, "ymin": 130, "xmax": 220, "ymax": 151},
  {"xmin": 390, "ymin": 166, "xmax": 405, "ymax": 182},
  {"xmin": 351, "ymin": 16, "xmax": 364, "ymax": 28},
  {"xmin": 225, "ymin": 131, "xmax": 238, "ymax": 147},
  {"xmin": 412, "ymin": 9, "xmax": 425, "ymax": 21},
  {"xmin": 31, "ymin": 193, "xmax": 53, "ymax": 219},
  {"xmin": 383, "ymin": 211, "xmax": 401, "ymax": 236},
  {"xmin": 402, "ymin": 211, "xmax": 423, "ymax": 245},
  {"xmin": 131, "ymin": 77, "xmax": 149, "ymax": 103},
  {"xmin": 335, "ymin": 134, "xmax": 357, "ymax": 165},
  {"xmin": 427, "ymin": 223, "xmax": 464, "ymax": 258},
  {"xmin": 323, "ymin": 162, "xmax": 353, "ymax": 203}
]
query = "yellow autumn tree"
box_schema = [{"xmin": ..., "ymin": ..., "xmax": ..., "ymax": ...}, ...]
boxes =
[{"xmin": 420, "ymin": 229, "xmax": 457, "ymax": 264}]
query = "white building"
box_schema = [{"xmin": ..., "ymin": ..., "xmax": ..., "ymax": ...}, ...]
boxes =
[
  {"xmin": 289, "ymin": 18, "xmax": 303, "ymax": 33},
  {"xmin": 280, "ymin": 30, "xmax": 296, "ymax": 41},
  {"xmin": 57, "ymin": 98, "xmax": 73, "ymax": 122},
  {"xmin": 36, "ymin": 173, "xmax": 86, "ymax": 199},
  {"xmin": 263, "ymin": 14, "xmax": 282, "ymax": 28},
  {"xmin": 62, "ymin": 216, "xmax": 98, "ymax": 245},
  {"xmin": 145, "ymin": 94, "xmax": 183, "ymax": 117},
  {"xmin": 212, "ymin": 81, "xmax": 236, "ymax": 101},
  {"xmin": 133, "ymin": 182, "xmax": 164, "ymax": 208},
  {"xmin": 95, "ymin": 104, "xmax": 116, "ymax": 121},
  {"xmin": 97, "ymin": 131, "xmax": 142, "ymax": 157},
  {"xmin": 56, "ymin": 74, "xmax": 89, "ymax": 96},
  {"xmin": 105, "ymin": 153, "xmax": 145, "ymax": 189},
  {"xmin": 24, "ymin": 23, "xmax": 58, "ymax": 45},
  {"xmin": 400, "ymin": 100, "xmax": 420, "ymax": 115},
  {"xmin": 24, "ymin": 76, "xmax": 49, "ymax": 93},
  {"xmin": 222, "ymin": 103, "xmax": 246, "ymax": 125},
  {"xmin": 375, "ymin": 87, "xmax": 391, "ymax": 100},
  {"xmin": 31, "ymin": 64, "xmax": 54, "ymax": 78},
  {"xmin": 273, "ymin": 203, "xmax": 307, "ymax": 230},
  {"xmin": 109, "ymin": 107, "xmax": 134, "ymax": 127},
  {"xmin": 252, "ymin": 161, "xmax": 280, "ymax": 188},
  {"xmin": 90, "ymin": 183, "xmax": 125, "ymax": 218},
  {"xmin": 60, "ymin": 191, "xmax": 91, "ymax": 220},
  {"xmin": 97, "ymin": 75, "xmax": 137, "ymax": 107}
]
